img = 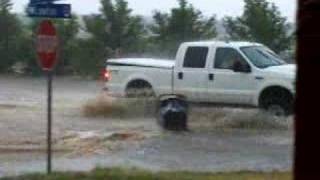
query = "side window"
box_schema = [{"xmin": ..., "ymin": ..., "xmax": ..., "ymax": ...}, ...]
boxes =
[
  {"xmin": 183, "ymin": 47, "xmax": 209, "ymax": 68},
  {"xmin": 214, "ymin": 48, "xmax": 247, "ymax": 70}
]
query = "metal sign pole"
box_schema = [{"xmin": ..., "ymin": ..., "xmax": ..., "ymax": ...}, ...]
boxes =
[
  {"xmin": 28, "ymin": 0, "xmax": 71, "ymax": 174},
  {"xmin": 47, "ymin": 70, "xmax": 53, "ymax": 174}
]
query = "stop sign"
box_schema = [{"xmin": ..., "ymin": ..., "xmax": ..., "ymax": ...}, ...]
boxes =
[{"xmin": 36, "ymin": 20, "xmax": 58, "ymax": 71}]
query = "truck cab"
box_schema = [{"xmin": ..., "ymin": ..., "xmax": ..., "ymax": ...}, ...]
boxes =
[{"xmin": 173, "ymin": 41, "xmax": 295, "ymax": 115}]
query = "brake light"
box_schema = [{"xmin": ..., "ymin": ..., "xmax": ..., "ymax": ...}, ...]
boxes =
[{"xmin": 101, "ymin": 69, "xmax": 111, "ymax": 81}]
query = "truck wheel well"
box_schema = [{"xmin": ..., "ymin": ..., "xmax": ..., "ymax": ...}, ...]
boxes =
[
  {"xmin": 259, "ymin": 86, "xmax": 294, "ymax": 114},
  {"xmin": 126, "ymin": 79, "xmax": 154, "ymax": 97}
]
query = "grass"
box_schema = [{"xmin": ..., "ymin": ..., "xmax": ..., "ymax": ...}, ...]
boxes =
[{"xmin": 1, "ymin": 168, "xmax": 292, "ymax": 180}]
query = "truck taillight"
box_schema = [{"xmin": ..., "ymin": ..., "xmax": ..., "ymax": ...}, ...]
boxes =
[{"xmin": 101, "ymin": 69, "xmax": 111, "ymax": 81}]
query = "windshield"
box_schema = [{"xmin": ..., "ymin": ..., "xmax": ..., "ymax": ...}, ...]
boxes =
[{"xmin": 241, "ymin": 46, "xmax": 286, "ymax": 68}]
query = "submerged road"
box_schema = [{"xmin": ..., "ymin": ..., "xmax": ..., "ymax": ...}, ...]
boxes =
[{"xmin": 0, "ymin": 76, "xmax": 293, "ymax": 177}]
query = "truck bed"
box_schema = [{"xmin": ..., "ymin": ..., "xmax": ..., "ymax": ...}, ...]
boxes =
[{"xmin": 105, "ymin": 58, "xmax": 175, "ymax": 97}]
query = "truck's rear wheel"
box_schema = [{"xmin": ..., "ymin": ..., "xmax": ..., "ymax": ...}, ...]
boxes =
[
  {"xmin": 259, "ymin": 87, "xmax": 294, "ymax": 117},
  {"xmin": 126, "ymin": 80, "xmax": 155, "ymax": 98}
]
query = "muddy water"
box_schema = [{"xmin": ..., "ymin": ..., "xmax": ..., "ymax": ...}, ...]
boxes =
[
  {"xmin": 128, "ymin": 130, "xmax": 293, "ymax": 172},
  {"xmin": 0, "ymin": 130, "xmax": 293, "ymax": 177},
  {"xmin": 0, "ymin": 76, "xmax": 294, "ymax": 177}
]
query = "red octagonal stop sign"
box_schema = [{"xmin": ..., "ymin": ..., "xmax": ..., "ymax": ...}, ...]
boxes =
[{"xmin": 36, "ymin": 20, "xmax": 58, "ymax": 71}]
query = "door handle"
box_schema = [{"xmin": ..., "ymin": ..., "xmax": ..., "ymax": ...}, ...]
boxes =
[
  {"xmin": 178, "ymin": 72, "xmax": 183, "ymax": 80},
  {"xmin": 209, "ymin": 73, "xmax": 214, "ymax": 81}
]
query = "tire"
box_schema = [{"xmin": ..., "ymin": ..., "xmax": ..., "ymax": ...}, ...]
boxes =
[
  {"xmin": 157, "ymin": 99, "xmax": 189, "ymax": 131},
  {"xmin": 260, "ymin": 88, "xmax": 294, "ymax": 117}
]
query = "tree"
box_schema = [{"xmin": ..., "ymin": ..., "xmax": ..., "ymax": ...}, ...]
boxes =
[
  {"xmin": 150, "ymin": 0, "xmax": 217, "ymax": 57},
  {"xmin": 223, "ymin": 0, "xmax": 292, "ymax": 53},
  {"xmin": 54, "ymin": 16, "xmax": 80, "ymax": 74},
  {"xmin": 69, "ymin": 0, "xmax": 146, "ymax": 77},
  {"xmin": 0, "ymin": 0, "xmax": 22, "ymax": 72},
  {"xmin": 70, "ymin": 38, "xmax": 112, "ymax": 77},
  {"xmin": 84, "ymin": 0, "xmax": 146, "ymax": 55}
]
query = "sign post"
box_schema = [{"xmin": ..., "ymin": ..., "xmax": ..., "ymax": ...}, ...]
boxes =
[
  {"xmin": 47, "ymin": 70, "xmax": 52, "ymax": 174},
  {"xmin": 27, "ymin": 0, "xmax": 70, "ymax": 174},
  {"xmin": 36, "ymin": 20, "xmax": 58, "ymax": 174}
]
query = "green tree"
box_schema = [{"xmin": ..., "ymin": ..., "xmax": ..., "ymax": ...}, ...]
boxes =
[
  {"xmin": 0, "ymin": 0, "xmax": 22, "ymax": 72},
  {"xmin": 70, "ymin": 38, "xmax": 112, "ymax": 77},
  {"xmin": 84, "ymin": 0, "xmax": 146, "ymax": 55},
  {"xmin": 150, "ymin": 0, "xmax": 217, "ymax": 57},
  {"xmin": 70, "ymin": 0, "xmax": 146, "ymax": 76},
  {"xmin": 223, "ymin": 0, "xmax": 292, "ymax": 53},
  {"xmin": 54, "ymin": 16, "xmax": 80, "ymax": 74}
]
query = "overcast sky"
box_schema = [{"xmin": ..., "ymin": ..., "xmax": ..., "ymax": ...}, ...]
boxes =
[{"xmin": 12, "ymin": 0, "xmax": 297, "ymax": 21}]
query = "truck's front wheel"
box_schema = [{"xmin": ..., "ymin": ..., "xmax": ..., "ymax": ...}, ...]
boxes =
[{"xmin": 259, "ymin": 87, "xmax": 294, "ymax": 117}]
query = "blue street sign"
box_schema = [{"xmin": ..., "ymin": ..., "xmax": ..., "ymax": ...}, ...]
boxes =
[
  {"xmin": 30, "ymin": 0, "xmax": 62, "ymax": 5},
  {"xmin": 27, "ymin": 4, "xmax": 71, "ymax": 18}
]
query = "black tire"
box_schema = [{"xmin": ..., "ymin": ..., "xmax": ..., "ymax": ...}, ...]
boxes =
[
  {"xmin": 260, "ymin": 88, "xmax": 294, "ymax": 117},
  {"xmin": 157, "ymin": 99, "xmax": 189, "ymax": 131}
]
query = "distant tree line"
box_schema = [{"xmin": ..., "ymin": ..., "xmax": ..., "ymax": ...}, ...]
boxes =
[{"xmin": 0, "ymin": 0, "xmax": 295, "ymax": 77}]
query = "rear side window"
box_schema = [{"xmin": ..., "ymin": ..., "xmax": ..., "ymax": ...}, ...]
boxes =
[{"xmin": 183, "ymin": 47, "xmax": 209, "ymax": 68}]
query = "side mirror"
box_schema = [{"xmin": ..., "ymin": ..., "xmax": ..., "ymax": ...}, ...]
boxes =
[{"xmin": 233, "ymin": 61, "xmax": 251, "ymax": 73}]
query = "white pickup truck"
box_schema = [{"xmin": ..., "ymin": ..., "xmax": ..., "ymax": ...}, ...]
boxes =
[{"xmin": 104, "ymin": 41, "xmax": 295, "ymax": 116}]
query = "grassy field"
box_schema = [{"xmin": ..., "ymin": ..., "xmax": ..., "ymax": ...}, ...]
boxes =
[{"xmin": 1, "ymin": 168, "xmax": 292, "ymax": 180}]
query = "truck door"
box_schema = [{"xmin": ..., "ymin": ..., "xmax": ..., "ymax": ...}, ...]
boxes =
[
  {"xmin": 174, "ymin": 46, "xmax": 209, "ymax": 102},
  {"xmin": 208, "ymin": 47, "xmax": 256, "ymax": 105}
]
